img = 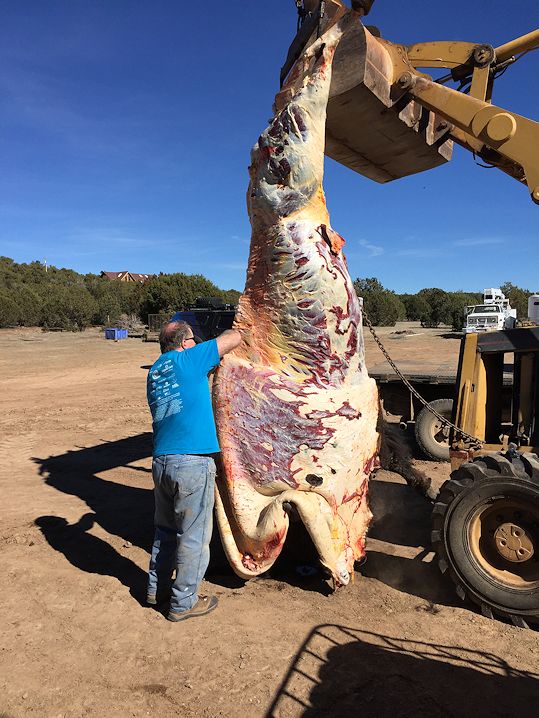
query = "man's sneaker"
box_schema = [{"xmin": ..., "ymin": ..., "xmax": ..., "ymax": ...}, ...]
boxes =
[{"xmin": 167, "ymin": 595, "xmax": 218, "ymax": 622}]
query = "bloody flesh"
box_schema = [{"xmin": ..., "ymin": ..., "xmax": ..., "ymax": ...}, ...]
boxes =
[{"xmin": 213, "ymin": 12, "xmax": 379, "ymax": 586}]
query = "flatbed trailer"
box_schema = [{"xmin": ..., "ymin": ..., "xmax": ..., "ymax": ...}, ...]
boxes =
[
  {"xmin": 370, "ymin": 361, "xmax": 457, "ymax": 418},
  {"xmin": 369, "ymin": 361, "xmax": 513, "ymax": 461}
]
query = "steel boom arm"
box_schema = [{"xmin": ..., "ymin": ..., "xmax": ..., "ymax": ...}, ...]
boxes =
[{"xmin": 395, "ymin": 70, "xmax": 539, "ymax": 203}]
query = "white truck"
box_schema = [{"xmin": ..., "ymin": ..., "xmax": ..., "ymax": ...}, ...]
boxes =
[
  {"xmin": 528, "ymin": 294, "xmax": 539, "ymax": 324},
  {"xmin": 463, "ymin": 288, "xmax": 517, "ymax": 334}
]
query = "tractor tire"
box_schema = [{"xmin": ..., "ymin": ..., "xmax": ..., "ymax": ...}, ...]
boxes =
[
  {"xmin": 431, "ymin": 452, "xmax": 539, "ymax": 627},
  {"xmin": 414, "ymin": 398, "xmax": 453, "ymax": 462}
]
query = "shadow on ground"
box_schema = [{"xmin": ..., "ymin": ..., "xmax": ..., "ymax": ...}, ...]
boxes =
[
  {"xmin": 34, "ymin": 433, "xmax": 154, "ymax": 549},
  {"xmin": 32, "ymin": 434, "xmax": 456, "ymax": 606},
  {"xmin": 35, "ymin": 513, "xmax": 148, "ymax": 602},
  {"xmin": 266, "ymin": 624, "xmax": 539, "ymax": 717},
  {"xmin": 363, "ymin": 474, "xmax": 457, "ymax": 607},
  {"xmin": 33, "ymin": 433, "xmax": 155, "ymax": 602}
]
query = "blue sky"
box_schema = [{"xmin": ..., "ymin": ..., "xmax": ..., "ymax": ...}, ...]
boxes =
[{"xmin": 1, "ymin": 1, "xmax": 537, "ymax": 293}]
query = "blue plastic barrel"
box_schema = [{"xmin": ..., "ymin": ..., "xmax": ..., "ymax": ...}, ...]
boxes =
[{"xmin": 105, "ymin": 328, "xmax": 128, "ymax": 340}]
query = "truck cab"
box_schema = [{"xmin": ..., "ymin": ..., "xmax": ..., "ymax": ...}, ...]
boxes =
[{"xmin": 463, "ymin": 288, "xmax": 517, "ymax": 334}]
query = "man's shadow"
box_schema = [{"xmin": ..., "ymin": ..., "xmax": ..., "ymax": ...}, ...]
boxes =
[
  {"xmin": 34, "ymin": 433, "xmax": 154, "ymax": 551},
  {"xmin": 35, "ymin": 514, "xmax": 148, "ymax": 602},
  {"xmin": 34, "ymin": 434, "xmax": 155, "ymax": 603},
  {"xmin": 33, "ymin": 434, "xmax": 240, "ymax": 601}
]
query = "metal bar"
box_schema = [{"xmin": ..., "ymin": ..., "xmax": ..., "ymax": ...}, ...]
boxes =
[
  {"xmin": 483, "ymin": 353, "xmax": 504, "ymax": 443},
  {"xmin": 400, "ymin": 74, "xmax": 539, "ymax": 202},
  {"xmin": 469, "ymin": 65, "xmax": 490, "ymax": 102},
  {"xmin": 511, "ymin": 353, "xmax": 523, "ymax": 441},
  {"xmin": 533, "ymin": 354, "xmax": 539, "ymax": 444},
  {"xmin": 477, "ymin": 328, "xmax": 539, "ymax": 353},
  {"xmin": 494, "ymin": 30, "xmax": 539, "ymax": 63},
  {"xmin": 406, "ymin": 40, "xmax": 477, "ymax": 69},
  {"xmin": 472, "ymin": 355, "xmax": 488, "ymax": 441},
  {"xmin": 459, "ymin": 380, "xmax": 472, "ymax": 437},
  {"xmin": 279, "ymin": 11, "xmax": 319, "ymax": 87},
  {"xmin": 519, "ymin": 353, "xmax": 535, "ymax": 441}
]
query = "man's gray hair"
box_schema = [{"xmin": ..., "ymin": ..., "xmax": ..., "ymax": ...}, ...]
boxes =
[{"xmin": 159, "ymin": 320, "xmax": 192, "ymax": 354}]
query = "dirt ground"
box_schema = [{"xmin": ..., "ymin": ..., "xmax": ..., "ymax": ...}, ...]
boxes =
[{"xmin": 1, "ymin": 324, "xmax": 538, "ymax": 718}]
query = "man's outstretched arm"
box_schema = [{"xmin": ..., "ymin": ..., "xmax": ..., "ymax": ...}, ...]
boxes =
[{"xmin": 216, "ymin": 329, "xmax": 242, "ymax": 358}]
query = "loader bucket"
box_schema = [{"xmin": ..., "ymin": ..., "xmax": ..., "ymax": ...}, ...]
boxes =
[{"xmin": 282, "ymin": 6, "xmax": 453, "ymax": 183}]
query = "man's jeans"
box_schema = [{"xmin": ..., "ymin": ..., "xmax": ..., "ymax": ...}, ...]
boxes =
[{"xmin": 147, "ymin": 454, "xmax": 216, "ymax": 614}]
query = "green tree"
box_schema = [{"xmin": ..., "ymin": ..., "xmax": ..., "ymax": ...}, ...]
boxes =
[
  {"xmin": 417, "ymin": 288, "xmax": 453, "ymax": 328},
  {"xmin": 84, "ymin": 275, "xmax": 146, "ymax": 323},
  {"xmin": 400, "ymin": 293, "xmax": 429, "ymax": 322},
  {"xmin": 140, "ymin": 273, "xmax": 223, "ymax": 317},
  {"xmin": 15, "ymin": 285, "xmax": 42, "ymax": 326},
  {"xmin": 0, "ymin": 292, "xmax": 20, "ymax": 327},
  {"xmin": 85, "ymin": 278, "xmax": 122, "ymax": 324},
  {"xmin": 115, "ymin": 280, "xmax": 145, "ymax": 316},
  {"xmin": 0, "ymin": 257, "xmax": 256, "ymax": 329},
  {"xmin": 95, "ymin": 292, "xmax": 123, "ymax": 325},
  {"xmin": 41, "ymin": 285, "xmax": 97, "ymax": 331},
  {"xmin": 221, "ymin": 289, "xmax": 241, "ymax": 306},
  {"xmin": 353, "ymin": 277, "xmax": 406, "ymax": 326},
  {"xmin": 500, "ymin": 281, "xmax": 531, "ymax": 320},
  {"xmin": 447, "ymin": 291, "xmax": 482, "ymax": 332}
]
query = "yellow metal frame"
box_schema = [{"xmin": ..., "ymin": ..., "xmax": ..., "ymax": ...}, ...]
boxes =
[
  {"xmin": 451, "ymin": 332, "xmax": 539, "ymax": 470},
  {"xmin": 379, "ymin": 31, "xmax": 539, "ymax": 202},
  {"xmin": 285, "ymin": 4, "xmax": 539, "ymax": 199}
]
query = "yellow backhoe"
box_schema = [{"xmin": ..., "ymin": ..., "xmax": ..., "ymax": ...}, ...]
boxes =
[
  {"xmin": 283, "ymin": 0, "xmax": 539, "ymax": 201},
  {"xmin": 284, "ymin": 1, "xmax": 539, "ymax": 626}
]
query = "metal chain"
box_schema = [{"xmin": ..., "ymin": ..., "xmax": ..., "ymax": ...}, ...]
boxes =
[{"xmin": 362, "ymin": 309, "xmax": 484, "ymax": 447}]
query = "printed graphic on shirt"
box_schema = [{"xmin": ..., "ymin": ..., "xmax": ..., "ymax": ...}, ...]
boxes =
[{"xmin": 148, "ymin": 358, "xmax": 182, "ymax": 422}]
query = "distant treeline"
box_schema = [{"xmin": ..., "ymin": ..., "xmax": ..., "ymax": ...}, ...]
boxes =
[
  {"xmin": 353, "ymin": 277, "xmax": 532, "ymax": 329},
  {"xmin": 0, "ymin": 257, "xmax": 241, "ymax": 331},
  {"xmin": 0, "ymin": 257, "xmax": 532, "ymax": 331}
]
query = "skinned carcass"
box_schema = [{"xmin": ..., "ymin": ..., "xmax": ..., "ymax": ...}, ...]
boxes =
[{"xmin": 213, "ymin": 10, "xmax": 379, "ymax": 587}]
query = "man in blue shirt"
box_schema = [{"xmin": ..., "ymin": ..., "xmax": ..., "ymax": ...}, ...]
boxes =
[{"xmin": 146, "ymin": 319, "xmax": 241, "ymax": 621}]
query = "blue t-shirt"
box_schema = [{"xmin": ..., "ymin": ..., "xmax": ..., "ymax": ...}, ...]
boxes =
[{"xmin": 147, "ymin": 339, "xmax": 220, "ymax": 457}]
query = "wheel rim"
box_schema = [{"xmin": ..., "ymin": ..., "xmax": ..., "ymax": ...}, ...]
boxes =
[
  {"xmin": 468, "ymin": 498, "xmax": 539, "ymax": 589},
  {"xmin": 429, "ymin": 414, "xmax": 451, "ymax": 448}
]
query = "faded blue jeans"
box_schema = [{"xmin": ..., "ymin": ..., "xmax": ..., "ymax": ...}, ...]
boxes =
[{"xmin": 147, "ymin": 454, "xmax": 216, "ymax": 614}]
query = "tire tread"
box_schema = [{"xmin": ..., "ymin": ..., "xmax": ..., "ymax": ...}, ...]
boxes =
[{"xmin": 431, "ymin": 452, "xmax": 539, "ymax": 626}]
